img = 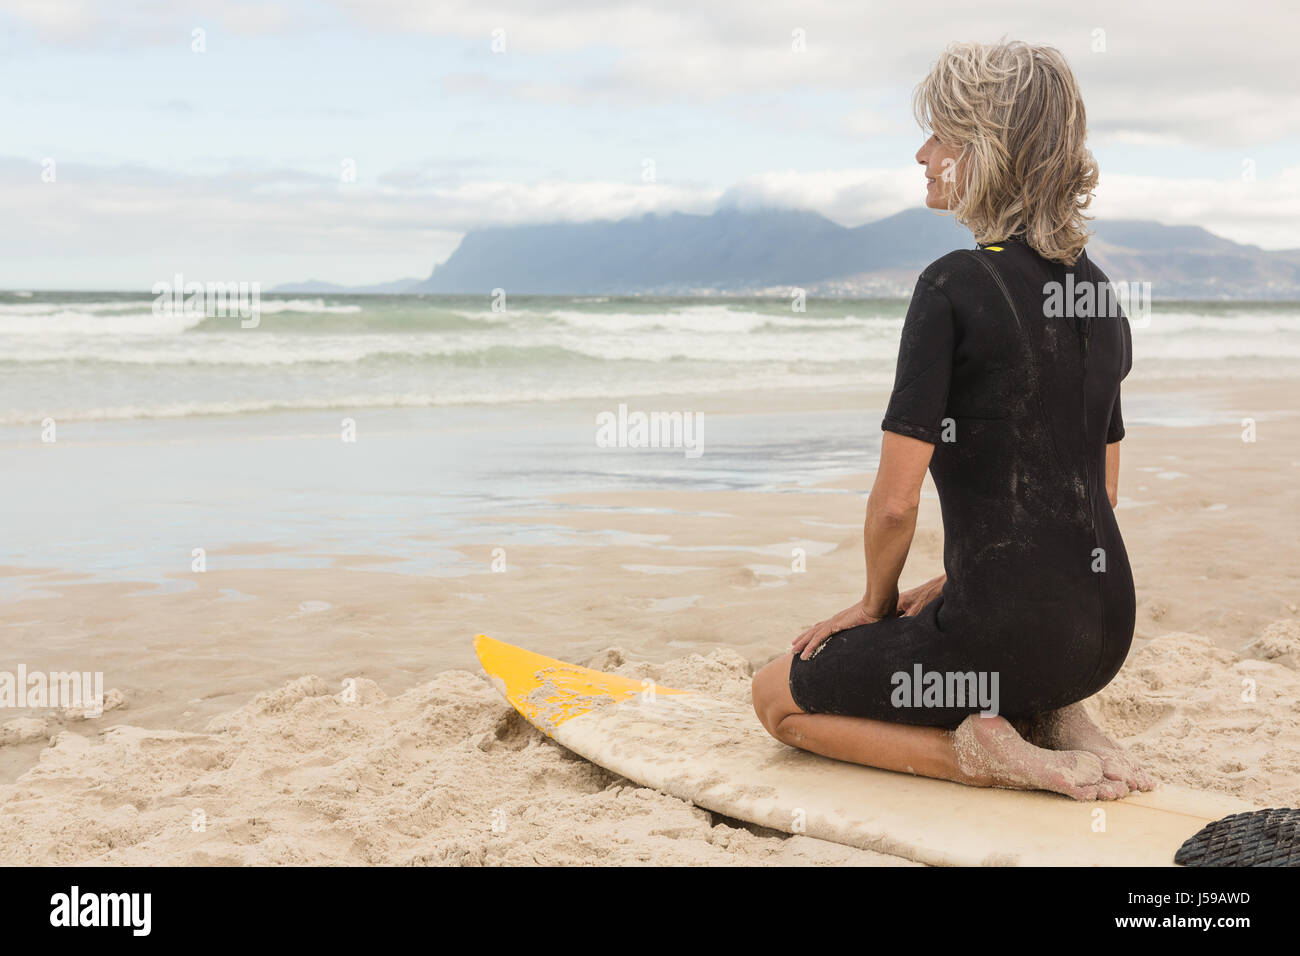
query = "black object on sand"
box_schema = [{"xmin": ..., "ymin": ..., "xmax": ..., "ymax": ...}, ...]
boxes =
[{"xmin": 1176, "ymin": 808, "xmax": 1300, "ymax": 866}]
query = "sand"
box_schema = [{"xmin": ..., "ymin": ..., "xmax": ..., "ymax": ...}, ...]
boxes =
[{"xmin": 0, "ymin": 379, "xmax": 1296, "ymax": 864}]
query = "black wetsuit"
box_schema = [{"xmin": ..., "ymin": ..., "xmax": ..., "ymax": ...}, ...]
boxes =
[{"xmin": 788, "ymin": 236, "xmax": 1135, "ymax": 726}]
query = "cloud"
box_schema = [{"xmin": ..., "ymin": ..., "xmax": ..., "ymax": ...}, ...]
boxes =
[
  {"xmin": 700, "ymin": 166, "xmax": 1300, "ymax": 248},
  {"xmin": 6, "ymin": 1, "xmax": 1297, "ymax": 146},
  {"xmin": 5, "ymin": 153, "xmax": 1295, "ymax": 290},
  {"xmin": 0, "ymin": 0, "xmax": 303, "ymax": 47},
  {"xmin": 718, "ymin": 169, "xmax": 923, "ymax": 227},
  {"xmin": 2, "ymin": 0, "xmax": 1296, "ymax": 285},
  {"xmin": 319, "ymin": 0, "xmax": 1300, "ymax": 146},
  {"xmin": 0, "ymin": 0, "xmax": 99, "ymax": 41},
  {"xmin": 0, "ymin": 156, "xmax": 724, "ymax": 287},
  {"xmin": 1092, "ymin": 170, "xmax": 1300, "ymax": 250}
]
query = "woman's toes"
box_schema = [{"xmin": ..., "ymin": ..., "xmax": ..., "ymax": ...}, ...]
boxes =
[
  {"xmin": 952, "ymin": 716, "xmax": 1139, "ymax": 801},
  {"xmin": 1092, "ymin": 750, "xmax": 1152, "ymax": 795},
  {"xmin": 1099, "ymin": 777, "xmax": 1130, "ymax": 800},
  {"xmin": 1067, "ymin": 765, "xmax": 1127, "ymax": 801},
  {"xmin": 1119, "ymin": 761, "xmax": 1154, "ymax": 792},
  {"xmin": 1047, "ymin": 751, "xmax": 1106, "ymax": 800}
]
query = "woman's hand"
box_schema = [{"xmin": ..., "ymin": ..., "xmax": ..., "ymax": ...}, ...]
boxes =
[
  {"xmin": 896, "ymin": 574, "xmax": 946, "ymax": 617},
  {"xmin": 792, "ymin": 601, "xmax": 883, "ymax": 661}
]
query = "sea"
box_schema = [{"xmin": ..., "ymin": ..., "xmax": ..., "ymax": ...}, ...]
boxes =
[
  {"xmin": 1, "ymin": 292, "xmax": 1295, "ymax": 593},
  {"xmin": 2, "ymin": 292, "xmax": 1297, "ymax": 425}
]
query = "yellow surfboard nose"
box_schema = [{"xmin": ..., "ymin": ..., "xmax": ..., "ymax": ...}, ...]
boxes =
[{"xmin": 474, "ymin": 634, "xmax": 688, "ymax": 736}]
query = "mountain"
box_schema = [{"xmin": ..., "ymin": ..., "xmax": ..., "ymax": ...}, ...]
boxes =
[
  {"xmin": 1081, "ymin": 227, "xmax": 1300, "ymax": 300},
  {"xmin": 408, "ymin": 207, "xmax": 966, "ymax": 295},
  {"xmin": 284, "ymin": 207, "xmax": 1300, "ymax": 298},
  {"xmin": 408, "ymin": 207, "xmax": 1300, "ymax": 298}
]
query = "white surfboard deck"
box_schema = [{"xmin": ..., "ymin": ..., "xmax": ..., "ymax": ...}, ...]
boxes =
[{"xmin": 475, "ymin": 634, "xmax": 1258, "ymax": 866}]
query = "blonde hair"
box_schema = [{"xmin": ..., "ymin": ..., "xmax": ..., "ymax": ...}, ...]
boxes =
[{"xmin": 913, "ymin": 40, "xmax": 1098, "ymax": 265}]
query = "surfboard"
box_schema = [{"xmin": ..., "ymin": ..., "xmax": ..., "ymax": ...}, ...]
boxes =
[{"xmin": 474, "ymin": 634, "xmax": 1260, "ymax": 866}]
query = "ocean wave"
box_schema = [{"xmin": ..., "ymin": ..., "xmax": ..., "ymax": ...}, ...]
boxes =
[
  {"xmin": 3, "ymin": 298, "xmax": 1293, "ymax": 342},
  {"xmin": 1134, "ymin": 312, "xmax": 1300, "ymax": 333},
  {"xmin": 3, "ymin": 326, "xmax": 1295, "ymax": 366},
  {"xmin": 4, "ymin": 356, "xmax": 1291, "ymax": 427},
  {"xmin": 752, "ymin": 316, "xmax": 902, "ymax": 333},
  {"xmin": 188, "ymin": 308, "xmax": 504, "ymax": 333},
  {"xmin": 259, "ymin": 299, "xmax": 361, "ymax": 314},
  {"xmin": 0, "ymin": 342, "xmax": 614, "ymax": 368},
  {"xmin": 0, "ymin": 371, "xmax": 885, "ymax": 425},
  {"xmin": 0, "ymin": 309, "xmax": 204, "ymax": 335},
  {"xmin": 1134, "ymin": 339, "xmax": 1300, "ymax": 360},
  {"xmin": 0, "ymin": 299, "xmax": 153, "ymax": 315},
  {"xmin": 538, "ymin": 305, "xmax": 900, "ymax": 333}
]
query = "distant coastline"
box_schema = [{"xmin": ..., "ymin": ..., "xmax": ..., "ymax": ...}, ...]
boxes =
[{"xmin": 267, "ymin": 207, "xmax": 1300, "ymax": 300}]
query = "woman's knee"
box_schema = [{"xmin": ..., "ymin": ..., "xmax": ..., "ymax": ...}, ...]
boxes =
[{"xmin": 751, "ymin": 654, "xmax": 799, "ymax": 738}]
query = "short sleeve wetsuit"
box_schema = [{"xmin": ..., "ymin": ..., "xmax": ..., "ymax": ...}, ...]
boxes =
[{"xmin": 788, "ymin": 236, "xmax": 1136, "ymax": 726}]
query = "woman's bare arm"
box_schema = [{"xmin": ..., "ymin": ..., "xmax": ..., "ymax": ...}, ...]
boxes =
[
  {"xmin": 1105, "ymin": 441, "xmax": 1120, "ymax": 508},
  {"xmin": 790, "ymin": 431, "xmax": 935, "ymax": 658},
  {"xmin": 862, "ymin": 432, "xmax": 934, "ymax": 616}
]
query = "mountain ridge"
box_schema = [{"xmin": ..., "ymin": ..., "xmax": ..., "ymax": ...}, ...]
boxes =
[{"xmin": 280, "ymin": 207, "xmax": 1300, "ymax": 299}]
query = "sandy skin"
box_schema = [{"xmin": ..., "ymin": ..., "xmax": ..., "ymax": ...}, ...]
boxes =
[
  {"xmin": 1022, "ymin": 701, "xmax": 1157, "ymax": 792},
  {"xmin": 752, "ymin": 653, "xmax": 1155, "ymax": 801}
]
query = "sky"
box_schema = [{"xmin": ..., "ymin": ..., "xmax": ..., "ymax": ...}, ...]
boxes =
[{"xmin": 3, "ymin": 0, "xmax": 1299, "ymax": 290}]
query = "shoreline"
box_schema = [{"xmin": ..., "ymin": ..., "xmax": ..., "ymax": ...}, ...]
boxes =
[
  {"xmin": 0, "ymin": 376, "xmax": 1297, "ymax": 863},
  {"xmin": 2, "ymin": 377, "xmax": 1294, "ymax": 723}
]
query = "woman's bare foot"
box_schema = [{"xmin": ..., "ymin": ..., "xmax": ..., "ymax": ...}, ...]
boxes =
[
  {"xmin": 952, "ymin": 714, "xmax": 1129, "ymax": 801},
  {"xmin": 1026, "ymin": 702, "xmax": 1157, "ymax": 792}
]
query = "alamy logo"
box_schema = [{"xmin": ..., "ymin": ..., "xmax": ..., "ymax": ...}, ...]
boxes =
[
  {"xmin": 0, "ymin": 665, "xmax": 103, "ymax": 716},
  {"xmin": 152, "ymin": 272, "xmax": 261, "ymax": 328},
  {"xmin": 891, "ymin": 665, "xmax": 1000, "ymax": 716},
  {"xmin": 49, "ymin": 886, "xmax": 151, "ymax": 936},
  {"xmin": 595, "ymin": 403, "xmax": 703, "ymax": 459},
  {"xmin": 1042, "ymin": 276, "xmax": 1152, "ymax": 328}
]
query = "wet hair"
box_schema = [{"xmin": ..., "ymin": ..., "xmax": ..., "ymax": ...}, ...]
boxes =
[{"xmin": 914, "ymin": 40, "xmax": 1099, "ymax": 264}]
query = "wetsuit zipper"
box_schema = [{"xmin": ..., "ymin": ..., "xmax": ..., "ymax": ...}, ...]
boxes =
[
  {"xmin": 1079, "ymin": 303, "xmax": 1110, "ymax": 690},
  {"xmin": 1079, "ymin": 313, "xmax": 1093, "ymax": 516}
]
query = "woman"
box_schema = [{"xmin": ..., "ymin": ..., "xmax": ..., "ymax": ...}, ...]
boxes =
[{"xmin": 751, "ymin": 40, "xmax": 1154, "ymax": 801}]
